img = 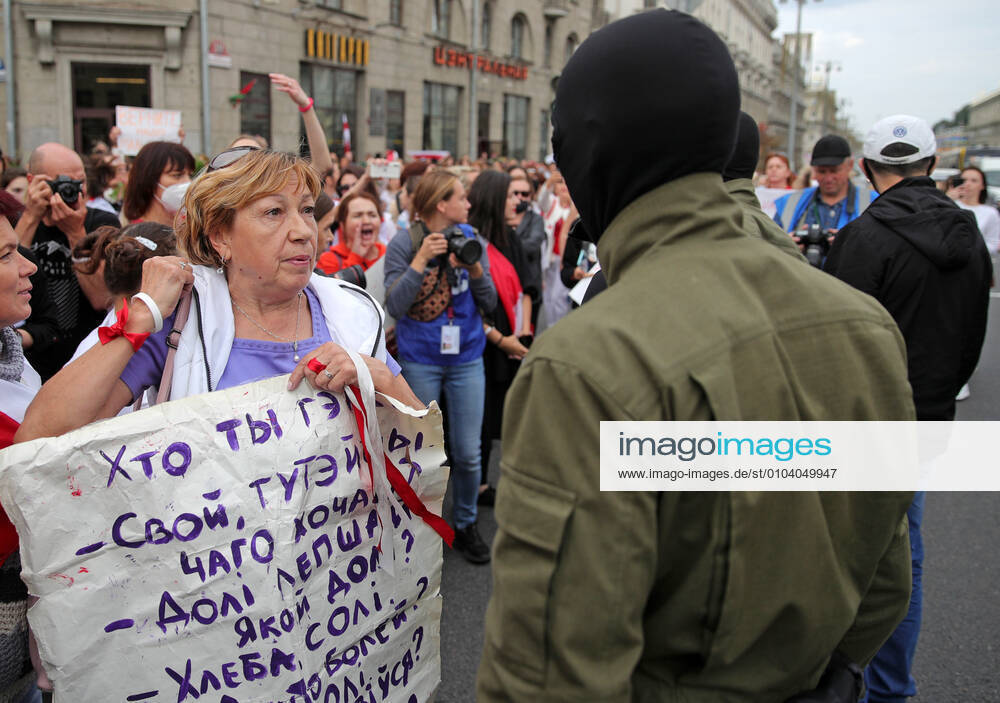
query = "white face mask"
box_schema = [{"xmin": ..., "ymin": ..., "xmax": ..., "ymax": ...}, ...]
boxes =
[{"xmin": 155, "ymin": 182, "xmax": 190, "ymax": 214}]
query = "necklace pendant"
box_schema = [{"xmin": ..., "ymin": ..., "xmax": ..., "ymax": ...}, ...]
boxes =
[{"xmin": 294, "ymin": 354, "xmax": 300, "ymax": 362}]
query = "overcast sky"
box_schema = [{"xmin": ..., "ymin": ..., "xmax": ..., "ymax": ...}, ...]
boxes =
[{"xmin": 774, "ymin": 0, "xmax": 1000, "ymax": 135}]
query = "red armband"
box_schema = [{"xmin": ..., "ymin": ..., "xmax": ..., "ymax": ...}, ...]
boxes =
[
  {"xmin": 98, "ymin": 298, "xmax": 150, "ymax": 352},
  {"xmin": 299, "ymin": 97, "xmax": 314, "ymax": 113}
]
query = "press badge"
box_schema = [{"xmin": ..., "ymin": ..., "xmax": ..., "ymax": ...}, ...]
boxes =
[{"xmin": 440, "ymin": 324, "xmax": 460, "ymax": 354}]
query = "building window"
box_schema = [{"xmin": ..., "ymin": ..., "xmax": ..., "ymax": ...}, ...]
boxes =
[
  {"xmin": 390, "ymin": 0, "xmax": 403, "ymax": 26},
  {"xmin": 423, "ymin": 82, "xmax": 461, "ymax": 157},
  {"xmin": 317, "ymin": 0, "xmax": 342, "ymax": 9},
  {"xmin": 386, "ymin": 90, "xmax": 405, "ymax": 155},
  {"xmin": 431, "ymin": 0, "xmax": 450, "ymax": 38},
  {"xmin": 480, "ymin": 2, "xmax": 491, "ymax": 51},
  {"xmin": 239, "ymin": 72, "xmax": 271, "ymax": 146},
  {"xmin": 565, "ymin": 33, "xmax": 578, "ymax": 65},
  {"xmin": 478, "ymin": 101, "xmax": 491, "ymax": 157},
  {"xmin": 300, "ymin": 63, "xmax": 359, "ymax": 156},
  {"xmin": 503, "ymin": 94, "xmax": 529, "ymax": 160},
  {"xmin": 644, "ymin": 0, "xmax": 657, "ymax": 8},
  {"xmin": 543, "ymin": 20, "xmax": 554, "ymax": 67},
  {"xmin": 511, "ymin": 14, "xmax": 527, "ymax": 60}
]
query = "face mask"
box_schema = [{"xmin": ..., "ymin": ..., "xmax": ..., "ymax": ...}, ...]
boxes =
[{"xmin": 156, "ymin": 182, "xmax": 190, "ymax": 214}]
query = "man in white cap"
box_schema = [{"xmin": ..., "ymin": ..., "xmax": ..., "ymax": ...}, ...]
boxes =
[{"xmin": 825, "ymin": 115, "xmax": 992, "ymax": 702}]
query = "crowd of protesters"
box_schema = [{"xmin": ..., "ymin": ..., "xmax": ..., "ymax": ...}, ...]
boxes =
[{"xmin": 1, "ymin": 17, "xmax": 999, "ymax": 700}]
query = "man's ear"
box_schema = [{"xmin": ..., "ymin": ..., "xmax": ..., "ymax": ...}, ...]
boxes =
[{"xmin": 927, "ymin": 156, "xmax": 937, "ymax": 176}]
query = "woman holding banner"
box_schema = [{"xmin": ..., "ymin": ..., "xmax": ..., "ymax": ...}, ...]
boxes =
[
  {"xmin": 0, "ymin": 211, "xmax": 44, "ymax": 701},
  {"xmin": 16, "ymin": 148, "xmax": 421, "ymax": 440}
]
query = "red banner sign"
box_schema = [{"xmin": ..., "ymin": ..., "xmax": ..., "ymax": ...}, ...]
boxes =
[{"xmin": 433, "ymin": 47, "xmax": 529, "ymax": 81}]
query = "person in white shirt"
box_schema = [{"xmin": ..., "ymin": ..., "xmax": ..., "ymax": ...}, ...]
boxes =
[{"xmin": 948, "ymin": 166, "xmax": 1000, "ymax": 255}]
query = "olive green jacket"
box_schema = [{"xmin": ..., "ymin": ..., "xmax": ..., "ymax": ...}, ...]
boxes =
[
  {"xmin": 478, "ymin": 173, "xmax": 915, "ymax": 703},
  {"xmin": 726, "ymin": 178, "xmax": 808, "ymax": 263}
]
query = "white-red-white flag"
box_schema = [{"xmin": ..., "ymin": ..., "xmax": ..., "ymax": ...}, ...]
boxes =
[{"xmin": 342, "ymin": 113, "xmax": 351, "ymax": 151}]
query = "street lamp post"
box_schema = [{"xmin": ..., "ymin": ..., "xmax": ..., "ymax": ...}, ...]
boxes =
[
  {"xmin": 781, "ymin": 0, "xmax": 820, "ymax": 172},
  {"xmin": 469, "ymin": 0, "xmax": 479, "ymax": 159}
]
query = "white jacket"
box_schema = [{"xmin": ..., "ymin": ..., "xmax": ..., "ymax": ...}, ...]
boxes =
[{"xmin": 170, "ymin": 266, "xmax": 386, "ymax": 400}]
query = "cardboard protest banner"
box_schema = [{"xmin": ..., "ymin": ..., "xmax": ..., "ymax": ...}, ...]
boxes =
[
  {"xmin": 0, "ymin": 373, "xmax": 447, "ymax": 702},
  {"xmin": 755, "ymin": 187, "xmax": 791, "ymax": 219},
  {"xmin": 115, "ymin": 106, "xmax": 183, "ymax": 156}
]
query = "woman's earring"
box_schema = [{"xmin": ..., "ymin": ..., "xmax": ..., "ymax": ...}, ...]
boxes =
[{"xmin": 216, "ymin": 256, "xmax": 227, "ymax": 275}]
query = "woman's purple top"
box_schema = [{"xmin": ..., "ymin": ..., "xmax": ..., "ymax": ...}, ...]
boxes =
[{"xmin": 121, "ymin": 287, "xmax": 399, "ymax": 399}]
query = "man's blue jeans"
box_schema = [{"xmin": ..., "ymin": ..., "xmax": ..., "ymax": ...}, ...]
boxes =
[
  {"xmin": 863, "ymin": 491, "xmax": 925, "ymax": 702},
  {"xmin": 399, "ymin": 359, "xmax": 484, "ymax": 529}
]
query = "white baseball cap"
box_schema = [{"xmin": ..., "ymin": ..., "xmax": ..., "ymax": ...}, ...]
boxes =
[{"xmin": 863, "ymin": 115, "xmax": 936, "ymax": 165}]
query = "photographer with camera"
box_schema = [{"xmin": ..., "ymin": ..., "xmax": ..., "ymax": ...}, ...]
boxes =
[
  {"xmin": 384, "ymin": 169, "xmax": 497, "ymax": 564},
  {"xmin": 773, "ymin": 135, "xmax": 877, "ymax": 266},
  {"xmin": 14, "ymin": 143, "xmax": 120, "ymax": 379}
]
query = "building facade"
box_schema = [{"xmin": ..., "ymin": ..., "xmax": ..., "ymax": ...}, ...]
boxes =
[
  {"xmin": 0, "ymin": 0, "xmax": 596, "ymax": 161},
  {"xmin": 761, "ymin": 37, "xmax": 805, "ymax": 164},
  {"xmin": 604, "ymin": 0, "xmax": 778, "ymax": 127},
  {"xmin": 968, "ymin": 87, "xmax": 1000, "ymax": 148}
]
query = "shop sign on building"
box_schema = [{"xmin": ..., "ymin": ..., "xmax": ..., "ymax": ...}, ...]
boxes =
[
  {"xmin": 432, "ymin": 47, "xmax": 529, "ymax": 81},
  {"xmin": 305, "ymin": 29, "xmax": 370, "ymax": 67}
]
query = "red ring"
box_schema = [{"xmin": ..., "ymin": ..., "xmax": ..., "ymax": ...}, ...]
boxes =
[{"xmin": 307, "ymin": 358, "xmax": 327, "ymax": 374}]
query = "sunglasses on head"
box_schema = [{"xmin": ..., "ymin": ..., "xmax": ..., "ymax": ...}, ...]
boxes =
[{"xmin": 206, "ymin": 145, "xmax": 260, "ymax": 173}]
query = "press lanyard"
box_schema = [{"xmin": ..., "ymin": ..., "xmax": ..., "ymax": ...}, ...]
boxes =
[{"xmin": 440, "ymin": 306, "xmax": 460, "ymax": 355}]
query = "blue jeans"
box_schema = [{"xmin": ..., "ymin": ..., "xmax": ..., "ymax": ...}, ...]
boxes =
[
  {"xmin": 399, "ymin": 359, "xmax": 484, "ymax": 529},
  {"xmin": 863, "ymin": 491, "xmax": 925, "ymax": 702},
  {"xmin": 16, "ymin": 684, "xmax": 41, "ymax": 703}
]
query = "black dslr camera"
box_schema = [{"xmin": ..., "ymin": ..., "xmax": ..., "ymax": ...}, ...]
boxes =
[
  {"xmin": 431, "ymin": 225, "xmax": 482, "ymax": 267},
  {"xmin": 795, "ymin": 223, "xmax": 833, "ymax": 268},
  {"xmin": 46, "ymin": 175, "xmax": 83, "ymax": 205}
]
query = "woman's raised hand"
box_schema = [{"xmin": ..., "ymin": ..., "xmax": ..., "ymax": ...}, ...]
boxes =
[
  {"xmin": 269, "ymin": 73, "xmax": 311, "ymax": 110},
  {"xmin": 130, "ymin": 256, "xmax": 195, "ymax": 332}
]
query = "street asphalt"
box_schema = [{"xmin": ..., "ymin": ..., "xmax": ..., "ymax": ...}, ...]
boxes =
[{"xmin": 436, "ymin": 269, "xmax": 1000, "ymax": 702}]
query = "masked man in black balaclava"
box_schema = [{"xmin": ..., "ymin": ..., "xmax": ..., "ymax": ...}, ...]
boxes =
[{"xmin": 478, "ymin": 10, "xmax": 916, "ymax": 702}]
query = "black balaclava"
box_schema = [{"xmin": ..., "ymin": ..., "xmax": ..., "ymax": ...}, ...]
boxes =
[
  {"xmin": 723, "ymin": 112, "xmax": 760, "ymax": 182},
  {"xmin": 552, "ymin": 9, "xmax": 740, "ymax": 242}
]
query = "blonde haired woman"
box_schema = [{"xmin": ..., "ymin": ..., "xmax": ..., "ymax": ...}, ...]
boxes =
[
  {"xmin": 383, "ymin": 169, "xmax": 497, "ymax": 563},
  {"xmin": 17, "ymin": 148, "xmax": 419, "ymax": 441}
]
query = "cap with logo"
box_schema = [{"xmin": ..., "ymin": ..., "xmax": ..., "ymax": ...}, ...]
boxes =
[
  {"xmin": 863, "ymin": 115, "xmax": 937, "ymax": 165},
  {"xmin": 810, "ymin": 135, "xmax": 852, "ymax": 166}
]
